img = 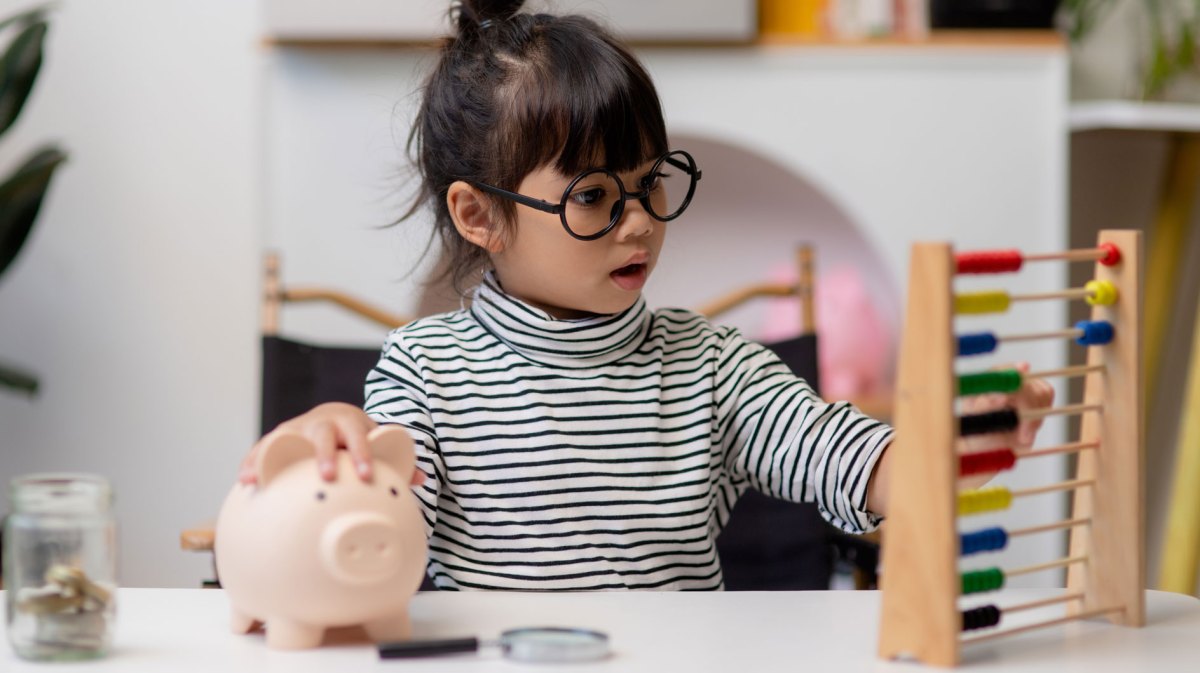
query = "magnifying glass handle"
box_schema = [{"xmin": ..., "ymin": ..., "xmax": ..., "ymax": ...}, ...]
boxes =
[{"xmin": 378, "ymin": 637, "xmax": 481, "ymax": 659}]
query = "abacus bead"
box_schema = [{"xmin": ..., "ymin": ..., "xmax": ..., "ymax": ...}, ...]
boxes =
[
  {"xmin": 957, "ymin": 333, "xmax": 998, "ymax": 357},
  {"xmin": 958, "ymin": 370, "xmax": 1022, "ymax": 396},
  {"xmin": 961, "ymin": 605, "xmax": 1002, "ymax": 631},
  {"xmin": 959, "ymin": 487, "xmax": 1013, "ymax": 515},
  {"xmin": 1085, "ymin": 280, "xmax": 1118, "ymax": 306},
  {"xmin": 956, "ymin": 250, "xmax": 1023, "ymax": 274},
  {"xmin": 1098, "ymin": 242, "xmax": 1121, "ymax": 266},
  {"xmin": 960, "ymin": 448, "xmax": 1017, "ymax": 477},
  {"xmin": 1076, "ymin": 320, "xmax": 1114, "ymax": 346},
  {"xmin": 955, "ymin": 291, "xmax": 1011, "ymax": 315},
  {"xmin": 959, "ymin": 409, "xmax": 1020, "ymax": 437},
  {"xmin": 960, "ymin": 527, "xmax": 1009, "ymax": 556},
  {"xmin": 961, "ymin": 567, "xmax": 1006, "ymax": 595}
]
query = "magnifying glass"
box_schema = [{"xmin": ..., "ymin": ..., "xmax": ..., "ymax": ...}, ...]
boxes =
[{"xmin": 379, "ymin": 627, "xmax": 610, "ymax": 663}]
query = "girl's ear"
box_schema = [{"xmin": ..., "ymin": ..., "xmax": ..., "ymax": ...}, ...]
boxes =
[{"xmin": 447, "ymin": 181, "xmax": 505, "ymax": 253}]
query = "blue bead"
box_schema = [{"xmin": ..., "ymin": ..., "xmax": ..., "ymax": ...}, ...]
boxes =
[
  {"xmin": 1076, "ymin": 320, "xmax": 1114, "ymax": 346},
  {"xmin": 960, "ymin": 527, "xmax": 1008, "ymax": 556},
  {"xmin": 958, "ymin": 333, "xmax": 998, "ymax": 357}
]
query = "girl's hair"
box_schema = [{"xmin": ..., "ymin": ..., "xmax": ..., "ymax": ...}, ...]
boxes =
[{"xmin": 403, "ymin": 0, "xmax": 669, "ymax": 294}]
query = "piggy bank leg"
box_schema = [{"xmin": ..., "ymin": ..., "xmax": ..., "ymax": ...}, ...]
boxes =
[
  {"xmin": 230, "ymin": 607, "xmax": 260, "ymax": 634},
  {"xmin": 363, "ymin": 612, "xmax": 412, "ymax": 642},
  {"xmin": 265, "ymin": 618, "xmax": 325, "ymax": 650}
]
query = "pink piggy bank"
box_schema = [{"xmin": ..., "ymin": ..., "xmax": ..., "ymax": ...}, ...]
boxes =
[{"xmin": 214, "ymin": 425, "xmax": 428, "ymax": 649}]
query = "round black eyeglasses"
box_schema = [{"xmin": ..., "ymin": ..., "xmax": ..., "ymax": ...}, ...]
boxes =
[{"xmin": 472, "ymin": 150, "xmax": 702, "ymax": 241}]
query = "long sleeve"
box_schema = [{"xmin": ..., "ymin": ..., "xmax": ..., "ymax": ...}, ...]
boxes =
[
  {"xmin": 364, "ymin": 329, "xmax": 442, "ymax": 539},
  {"xmin": 714, "ymin": 328, "xmax": 893, "ymax": 533}
]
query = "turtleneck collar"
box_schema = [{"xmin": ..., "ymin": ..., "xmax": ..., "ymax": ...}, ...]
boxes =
[{"xmin": 469, "ymin": 272, "xmax": 651, "ymax": 367}]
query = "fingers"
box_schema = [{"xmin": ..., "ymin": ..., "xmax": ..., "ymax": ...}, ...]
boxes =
[
  {"xmin": 337, "ymin": 415, "xmax": 376, "ymax": 481},
  {"xmin": 305, "ymin": 421, "xmax": 339, "ymax": 482},
  {"xmin": 411, "ymin": 470, "xmax": 428, "ymax": 488}
]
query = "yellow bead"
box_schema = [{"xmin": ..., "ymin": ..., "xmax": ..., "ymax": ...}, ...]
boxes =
[
  {"xmin": 955, "ymin": 291, "xmax": 1011, "ymax": 315},
  {"xmin": 1085, "ymin": 280, "xmax": 1118, "ymax": 306},
  {"xmin": 958, "ymin": 486, "xmax": 1013, "ymax": 515}
]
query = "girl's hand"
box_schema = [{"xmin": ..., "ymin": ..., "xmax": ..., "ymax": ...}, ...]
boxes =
[
  {"xmin": 958, "ymin": 362, "xmax": 1055, "ymax": 488},
  {"xmin": 237, "ymin": 402, "xmax": 426, "ymax": 488},
  {"xmin": 1007, "ymin": 362, "xmax": 1056, "ymax": 453}
]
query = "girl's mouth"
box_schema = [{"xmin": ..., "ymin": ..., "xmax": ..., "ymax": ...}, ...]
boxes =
[{"xmin": 610, "ymin": 263, "xmax": 648, "ymax": 291}]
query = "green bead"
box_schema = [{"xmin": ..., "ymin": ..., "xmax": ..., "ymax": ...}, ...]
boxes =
[
  {"xmin": 958, "ymin": 369, "xmax": 1022, "ymax": 396},
  {"xmin": 960, "ymin": 567, "xmax": 1005, "ymax": 595}
]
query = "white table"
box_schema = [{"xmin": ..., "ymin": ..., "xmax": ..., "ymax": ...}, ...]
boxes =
[{"xmin": 2, "ymin": 589, "xmax": 1198, "ymax": 671}]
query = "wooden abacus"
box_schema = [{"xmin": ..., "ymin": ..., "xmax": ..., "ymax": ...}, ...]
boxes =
[{"xmin": 877, "ymin": 230, "xmax": 1144, "ymax": 666}]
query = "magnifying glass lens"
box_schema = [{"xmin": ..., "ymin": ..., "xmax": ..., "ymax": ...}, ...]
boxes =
[
  {"xmin": 500, "ymin": 627, "xmax": 610, "ymax": 663},
  {"xmin": 379, "ymin": 627, "xmax": 610, "ymax": 662}
]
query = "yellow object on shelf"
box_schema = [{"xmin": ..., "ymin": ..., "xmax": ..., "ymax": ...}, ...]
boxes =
[{"xmin": 760, "ymin": 0, "xmax": 826, "ymax": 37}]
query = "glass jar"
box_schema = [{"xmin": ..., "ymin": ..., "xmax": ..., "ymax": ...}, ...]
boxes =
[{"xmin": 3, "ymin": 474, "xmax": 117, "ymax": 661}]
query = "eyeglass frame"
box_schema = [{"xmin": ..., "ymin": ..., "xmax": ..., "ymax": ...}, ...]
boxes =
[{"xmin": 470, "ymin": 149, "xmax": 702, "ymax": 241}]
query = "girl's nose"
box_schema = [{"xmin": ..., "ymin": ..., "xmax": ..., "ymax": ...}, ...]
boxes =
[{"xmin": 614, "ymin": 199, "xmax": 653, "ymax": 241}]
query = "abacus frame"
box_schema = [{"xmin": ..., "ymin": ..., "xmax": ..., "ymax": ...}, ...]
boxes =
[{"xmin": 877, "ymin": 230, "xmax": 1145, "ymax": 666}]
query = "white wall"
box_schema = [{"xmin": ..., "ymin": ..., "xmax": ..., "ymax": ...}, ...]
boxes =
[{"xmin": 0, "ymin": 0, "xmax": 260, "ymax": 587}]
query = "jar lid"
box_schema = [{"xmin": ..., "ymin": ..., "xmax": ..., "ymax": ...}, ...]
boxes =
[{"xmin": 10, "ymin": 474, "xmax": 113, "ymax": 514}]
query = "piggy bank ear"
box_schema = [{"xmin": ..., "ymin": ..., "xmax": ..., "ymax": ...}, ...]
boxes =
[
  {"xmin": 255, "ymin": 432, "xmax": 316, "ymax": 487},
  {"xmin": 367, "ymin": 425, "xmax": 416, "ymax": 482}
]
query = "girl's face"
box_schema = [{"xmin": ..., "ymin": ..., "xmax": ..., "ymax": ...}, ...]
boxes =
[{"xmin": 491, "ymin": 158, "xmax": 668, "ymax": 319}]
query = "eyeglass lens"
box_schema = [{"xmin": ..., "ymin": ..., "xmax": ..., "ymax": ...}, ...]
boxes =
[{"xmin": 561, "ymin": 151, "xmax": 696, "ymax": 239}]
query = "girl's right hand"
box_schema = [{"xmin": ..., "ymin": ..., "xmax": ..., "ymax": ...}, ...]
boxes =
[{"xmin": 237, "ymin": 402, "xmax": 424, "ymax": 488}]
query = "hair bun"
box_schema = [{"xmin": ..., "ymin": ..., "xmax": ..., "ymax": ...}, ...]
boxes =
[{"xmin": 454, "ymin": 0, "xmax": 525, "ymax": 34}]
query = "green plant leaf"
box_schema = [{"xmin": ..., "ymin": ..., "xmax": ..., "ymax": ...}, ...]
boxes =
[
  {"xmin": 0, "ymin": 6, "xmax": 48, "ymax": 34},
  {"xmin": 0, "ymin": 145, "xmax": 66, "ymax": 280},
  {"xmin": 0, "ymin": 18, "xmax": 46, "ymax": 139},
  {"xmin": 1180, "ymin": 22, "xmax": 1196, "ymax": 70},
  {"xmin": 0, "ymin": 358, "xmax": 37, "ymax": 395}
]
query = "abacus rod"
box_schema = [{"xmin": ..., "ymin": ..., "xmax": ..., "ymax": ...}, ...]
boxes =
[
  {"xmin": 998, "ymin": 328, "xmax": 1082, "ymax": 343},
  {"xmin": 1011, "ymin": 479, "xmax": 1094, "ymax": 499},
  {"xmin": 997, "ymin": 592, "xmax": 1085, "ymax": 614},
  {"xmin": 1027, "ymin": 364, "xmax": 1106, "ymax": 381},
  {"xmin": 1011, "ymin": 288, "xmax": 1091, "ymax": 303},
  {"xmin": 1006, "ymin": 555, "xmax": 1088, "ymax": 577},
  {"xmin": 1008, "ymin": 517, "xmax": 1091, "ymax": 537},
  {"xmin": 1022, "ymin": 403, "xmax": 1103, "ymax": 420},
  {"xmin": 1023, "ymin": 249, "xmax": 1108, "ymax": 263},
  {"xmin": 960, "ymin": 605, "xmax": 1123, "ymax": 646},
  {"xmin": 1021, "ymin": 441, "xmax": 1102, "ymax": 459}
]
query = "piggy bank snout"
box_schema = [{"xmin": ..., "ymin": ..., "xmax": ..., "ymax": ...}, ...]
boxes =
[{"xmin": 319, "ymin": 512, "xmax": 405, "ymax": 586}]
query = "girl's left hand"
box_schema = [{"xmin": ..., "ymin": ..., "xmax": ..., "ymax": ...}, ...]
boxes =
[
  {"xmin": 1007, "ymin": 361, "xmax": 1056, "ymax": 454},
  {"xmin": 958, "ymin": 362, "xmax": 1055, "ymax": 488}
]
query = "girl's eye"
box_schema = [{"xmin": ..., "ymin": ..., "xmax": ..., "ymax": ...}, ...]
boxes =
[
  {"xmin": 640, "ymin": 171, "xmax": 669, "ymax": 191},
  {"xmin": 568, "ymin": 187, "xmax": 606, "ymax": 207}
]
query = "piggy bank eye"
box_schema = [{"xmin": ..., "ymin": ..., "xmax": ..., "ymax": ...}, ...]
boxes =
[
  {"xmin": 389, "ymin": 487, "xmax": 399, "ymax": 497},
  {"xmin": 315, "ymin": 491, "xmax": 326, "ymax": 502}
]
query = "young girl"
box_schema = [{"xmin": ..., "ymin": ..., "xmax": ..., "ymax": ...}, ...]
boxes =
[{"xmin": 239, "ymin": 0, "xmax": 1053, "ymax": 590}]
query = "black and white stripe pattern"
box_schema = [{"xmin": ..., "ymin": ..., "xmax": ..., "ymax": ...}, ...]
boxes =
[{"xmin": 365, "ymin": 273, "xmax": 893, "ymax": 590}]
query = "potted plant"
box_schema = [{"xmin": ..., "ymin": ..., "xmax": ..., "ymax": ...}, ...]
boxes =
[{"xmin": 0, "ymin": 5, "xmax": 68, "ymax": 396}]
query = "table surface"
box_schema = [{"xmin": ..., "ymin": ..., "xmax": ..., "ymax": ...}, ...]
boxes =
[{"xmin": 2, "ymin": 588, "xmax": 1198, "ymax": 671}]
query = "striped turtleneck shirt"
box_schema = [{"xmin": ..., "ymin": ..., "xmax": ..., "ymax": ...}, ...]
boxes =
[{"xmin": 364, "ymin": 273, "xmax": 893, "ymax": 590}]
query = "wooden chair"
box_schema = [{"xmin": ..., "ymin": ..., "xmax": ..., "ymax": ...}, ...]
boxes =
[{"xmin": 182, "ymin": 246, "xmax": 887, "ymax": 590}]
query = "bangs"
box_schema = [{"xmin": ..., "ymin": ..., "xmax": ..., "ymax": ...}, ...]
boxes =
[{"xmin": 492, "ymin": 16, "xmax": 667, "ymax": 185}]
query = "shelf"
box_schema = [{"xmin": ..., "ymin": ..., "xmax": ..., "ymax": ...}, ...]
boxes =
[
  {"xmin": 1070, "ymin": 100, "xmax": 1200, "ymax": 134},
  {"xmin": 264, "ymin": 29, "xmax": 1065, "ymax": 52}
]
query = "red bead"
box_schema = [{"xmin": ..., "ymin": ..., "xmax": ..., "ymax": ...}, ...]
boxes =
[
  {"xmin": 955, "ymin": 250, "xmax": 1023, "ymax": 274},
  {"xmin": 1098, "ymin": 242, "xmax": 1121, "ymax": 266},
  {"xmin": 959, "ymin": 448, "xmax": 1017, "ymax": 477}
]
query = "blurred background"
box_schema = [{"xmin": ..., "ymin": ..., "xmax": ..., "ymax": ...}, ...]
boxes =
[{"xmin": 0, "ymin": 0, "xmax": 1197, "ymax": 596}]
